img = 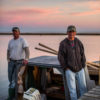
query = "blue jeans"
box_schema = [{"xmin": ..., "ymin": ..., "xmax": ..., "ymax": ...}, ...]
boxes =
[
  {"xmin": 8, "ymin": 60, "xmax": 23, "ymax": 98},
  {"xmin": 65, "ymin": 68, "xmax": 87, "ymax": 100}
]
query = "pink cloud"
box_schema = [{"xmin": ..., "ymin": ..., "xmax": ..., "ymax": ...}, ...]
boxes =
[
  {"xmin": 14, "ymin": 0, "xmax": 40, "ymax": 2},
  {"xmin": 70, "ymin": 9, "xmax": 100, "ymax": 16},
  {"xmin": 0, "ymin": 7, "xmax": 62, "ymax": 26},
  {"xmin": 1, "ymin": 7, "xmax": 60, "ymax": 16},
  {"xmin": 86, "ymin": 1, "xmax": 100, "ymax": 10},
  {"xmin": 64, "ymin": 0, "xmax": 100, "ymax": 14},
  {"xmin": 0, "ymin": 16, "xmax": 24, "ymax": 25},
  {"xmin": 1, "ymin": 8, "xmax": 47, "ymax": 15}
]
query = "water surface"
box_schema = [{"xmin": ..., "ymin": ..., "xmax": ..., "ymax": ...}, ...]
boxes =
[{"xmin": 0, "ymin": 34, "xmax": 100, "ymax": 98}]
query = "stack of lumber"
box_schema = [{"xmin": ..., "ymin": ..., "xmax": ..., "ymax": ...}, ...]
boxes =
[{"xmin": 86, "ymin": 62, "xmax": 99, "ymax": 75}]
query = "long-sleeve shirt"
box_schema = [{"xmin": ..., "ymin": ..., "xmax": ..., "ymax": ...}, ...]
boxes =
[{"xmin": 58, "ymin": 37, "xmax": 86, "ymax": 72}]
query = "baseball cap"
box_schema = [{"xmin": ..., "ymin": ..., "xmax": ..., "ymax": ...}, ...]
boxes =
[
  {"xmin": 67, "ymin": 25, "xmax": 76, "ymax": 32},
  {"xmin": 12, "ymin": 27, "xmax": 20, "ymax": 32}
]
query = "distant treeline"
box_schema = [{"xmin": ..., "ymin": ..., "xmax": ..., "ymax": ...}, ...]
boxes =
[{"xmin": 0, "ymin": 33, "xmax": 100, "ymax": 35}]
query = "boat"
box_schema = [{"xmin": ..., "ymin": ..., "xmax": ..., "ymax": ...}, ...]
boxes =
[{"xmin": 26, "ymin": 55, "xmax": 96, "ymax": 100}]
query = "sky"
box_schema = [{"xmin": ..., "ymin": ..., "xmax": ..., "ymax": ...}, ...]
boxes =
[{"xmin": 0, "ymin": 0, "xmax": 100, "ymax": 33}]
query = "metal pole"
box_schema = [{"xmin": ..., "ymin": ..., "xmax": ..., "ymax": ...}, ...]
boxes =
[{"xmin": 99, "ymin": 56, "xmax": 100, "ymax": 85}]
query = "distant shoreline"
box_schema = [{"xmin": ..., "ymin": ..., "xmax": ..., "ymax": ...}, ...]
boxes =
[{"xmin": 0, "ymin": 33, "xmax": 100, "ymax": 35}]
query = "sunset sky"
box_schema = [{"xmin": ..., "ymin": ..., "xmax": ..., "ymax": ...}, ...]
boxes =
[{"xmin": 0, "ymin": 0, "xmax": 100, "ymax": 33}]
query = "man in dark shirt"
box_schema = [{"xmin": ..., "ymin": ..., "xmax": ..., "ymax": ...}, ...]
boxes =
[{"xmin": 58, "ymin": 25, "xmax": 87, "ymax": 100}]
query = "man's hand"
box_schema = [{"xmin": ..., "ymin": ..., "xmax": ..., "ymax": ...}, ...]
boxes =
[
  {"xmin": 7, "ymin": 59, "xmax": 10, "ymax": 62},
  {"xmin": 62, "ymin": 67, "xmax": 69, "ymax": 70},
  {"xmin": 23, "ymin": 59, "xmax": 28, "ymax": 65}
]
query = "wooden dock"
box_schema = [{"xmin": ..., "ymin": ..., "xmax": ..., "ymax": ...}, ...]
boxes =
[{"xmin": 78, "ymin": 86, "xmax": 100, "ymax": 100}]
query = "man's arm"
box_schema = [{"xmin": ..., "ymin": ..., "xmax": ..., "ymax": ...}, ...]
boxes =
[
  {"xmin": 7, "ymin": 50, "xmax": 10, "ymax": 62},
  {"xmin": 58, "ymin": 43, "xmax": 67, "ymax": 70},
  {"xmin": 25, "ymin": 47, "xmax": 30, "ymax": 60},
  {"xmin": 80, "ymin": 42, "xmax": 86, "ymax": 68},
  {"xmin": 23, "ymin": 47, "xmax": 30, "ymax": 65}
]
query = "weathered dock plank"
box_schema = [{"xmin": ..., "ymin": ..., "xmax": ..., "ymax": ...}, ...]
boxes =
[{"xmin": 78, "ymin": 86, "xmax": 100, "ymax": 100}]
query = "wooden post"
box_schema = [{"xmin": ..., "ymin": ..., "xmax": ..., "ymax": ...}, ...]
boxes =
[
  {"xmin": 99, "ymin": 56, "xmax": 100, "ymax": 85},
  {"xmin": 35, "ymin": 47, "xmax": 58, "ymax": 55},
  {"xmin": 39, "ymin": 43, "xmax": 58, "ymax": 54}
]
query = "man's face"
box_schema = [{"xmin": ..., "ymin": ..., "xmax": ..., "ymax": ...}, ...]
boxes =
[
  {"xmin": 67, "ymin": 31, "xmax": 76, "ymax": 40},
  {"xmin": 13, "ymin": 30, "xmax": 20, "ymax": 39}
]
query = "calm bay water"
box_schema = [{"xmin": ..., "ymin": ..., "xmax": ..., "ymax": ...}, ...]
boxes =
[{"xmin": 0, "ymin": 34, "xmax": 100, "ymax": 98}]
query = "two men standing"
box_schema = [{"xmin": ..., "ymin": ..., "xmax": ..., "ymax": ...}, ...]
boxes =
[
  {"xmin": 7, "ymin": 27, "xmax": 30, "ymax": 100},
  {"xmin": 58, "ymin": 25, "xmax": 87, "ymax": 100},
  {"xmin": 7, "ymin": 25, "xmax": 87, "ymax": 100}
]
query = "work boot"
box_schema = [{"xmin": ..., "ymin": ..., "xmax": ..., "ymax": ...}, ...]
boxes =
[{"xmin": 6, "ymin": 88, "xmax": 15, "ymax": 100}]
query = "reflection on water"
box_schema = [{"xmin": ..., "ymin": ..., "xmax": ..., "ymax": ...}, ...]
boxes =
[{"xmin": 0, "ymin": 34, "xmax": 100, "ymax": 97}]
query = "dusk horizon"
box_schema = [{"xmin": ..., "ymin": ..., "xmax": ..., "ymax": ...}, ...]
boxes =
[{"xmin": 0, "ymin": 0, "xmax": 100, "ymax": 33}]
